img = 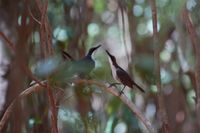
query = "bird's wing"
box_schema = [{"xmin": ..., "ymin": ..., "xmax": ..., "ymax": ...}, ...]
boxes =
[
  {"xmin": 74, "ymin": 58, "xmax": 95, "ymax": 75},
  {"xmin": 116, "ymin": 67, "xmax": 145, "ymax": 92},
  {"xmin": 116, "ymin": 67, "xmax": 133, "ymax": 87}
]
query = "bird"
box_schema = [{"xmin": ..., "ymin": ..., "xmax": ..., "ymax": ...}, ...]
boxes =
[
  {"xmin": 62, "ymin": 47, "xmax": 102, "ymax": 129},
  {"xmin": 105, "ymin": 50, "xmax": 145, "ymax": 94},
  {"xmin": 62, "ymin": 45, "xmax": 101, "ymax": 77}
]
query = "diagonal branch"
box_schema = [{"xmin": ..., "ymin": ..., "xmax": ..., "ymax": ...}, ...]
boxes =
[
  {"xmin": 0, "ymin": 32, "xmax": 15, "ymax": 52},
  {"xmin": 75, "ymin": 79, "xmax": 156, "ymax": 133},
  {"xmin": 182, "ymin": 8, "xmax": 200, "ymax": 129},
  {"xmin": 0, "ymin": 79, "xmax": 156, "ymax": 133},
  {"xmin": 0, "ymin": 81, "xmax": 47, "ymax": 131}
]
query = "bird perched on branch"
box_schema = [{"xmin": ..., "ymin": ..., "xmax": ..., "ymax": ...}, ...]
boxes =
[
  {"xmin": 62, "ymin": 46, "xmax": 102, "ymax": 126},
  {"xmin": 62, "ymin": 45, "xmax": 101, "ymax": 77},
  {"xmin": 105, "ymin": 50, "xmax": 145, "ymax": 94}
]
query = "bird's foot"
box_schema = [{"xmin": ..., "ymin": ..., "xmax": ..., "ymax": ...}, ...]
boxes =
[
  {"xmin": 118, "ymin": 90, "xmax": 124, "ymax": 96},
  {"xmin": 108, "ymin": 83, "xmax": 121, "ymax": 88}
]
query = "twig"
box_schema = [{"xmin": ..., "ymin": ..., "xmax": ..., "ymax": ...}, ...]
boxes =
[
  {"xmin": 47, "ymin": 84, "xmax": 58, "ymax": 133},
  {"xmin": 182, "ymin": 8, "xmax": 200, "ymax": 129},
  {"xmin": 24, "ymin": 0, "xmax": 41, "ymax": 25},
  {"xmin": 31, "ymin": 1, "xmax": 56, "ymax": 132},
  {"xmin": 0, "ymin": 81, "xmax": 46, "ymax": 131},
  {"xmin": 149, "ymin": 0, "xmax": 171, "ymax": 132},
  {"xmin": 75, "ymin": 79, "xmax": 156, "ymax": 133},
  {"xmin": 39, "ymin": 0, "xmax": 48, "ymax": 58},
  {"xmin": 35, "ymin": 0, "xmax": 42, "ymax": 13},
  {"xmin": 0, "ymin": 79, "xmax": 155, "ymax": 133},
  {"xmin": 176, "ymin": 22, "xmax": 197, "ymax": 93},
  {"xmin": 0, "ymin": 32, "xmax": 15, "ymax": 52},
  {"xmin": 28, "ymin": 6, "xmax": 41, "ymax": 25}
]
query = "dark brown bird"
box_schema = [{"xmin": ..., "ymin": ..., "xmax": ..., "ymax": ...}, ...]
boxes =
[{"xmin": 106, "ymin": 50, "xmax": 145, "ymax": 94}]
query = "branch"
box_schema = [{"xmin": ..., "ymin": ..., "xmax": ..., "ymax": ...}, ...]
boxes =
[
  {"xmin": 47, "ymin": 84, "xmax": 58, "ymax": 133},
  {"xmin": 149, "ymin": 0, "xmax": 171, "ymax": 132},
  {"xmin": 0, "ymin": 79, "xmax": 156, "ymax": 133},
  {"xmin": 75, "ymin": 79, "xmax": 156, "ymax": 133},
  {"xmin": 28, "ymin": 6, "xmax": 41, "ymax": 25},
  {"xmin": 0, "ymin": 81, "xmax": 46, "ymax": 131},
  {"xmin": 0, "ymin": 32, "xmax": 15, "ymax": 52},
  {"xmin": 176, "ymin": 22, "xmax": 197, "ymax": 92},
  {"xmin": 182, "ymin": 8, "xmax": 200, "ymax": 129}
]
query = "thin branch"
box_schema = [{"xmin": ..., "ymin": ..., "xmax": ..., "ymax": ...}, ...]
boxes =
[
  {"xmin": 0, "ymin": 32, "xmax": 15, "ymax": 52},
  {"xmin": 182, "ymin": 8, "xmax": 200, "ymax": 129},
  {"xmin": 24, "ymin": 0, "xmax": 41, "ymax": 25},
  {"xmin": 0, "ymin": 81, "xmax": 46, "ymax": 131},
  {"xmin": 28, "ymin": 1, "xmax": 56, "ymax": 132},
  {"xmin": 75, "ymin": 79, "xmax": 156, "ymax": 133},
  {"xmin": 35, "ymin": 0, "xmax": 42, "ymax": 13},
  {"xmin": 0, "ymin": 33, "xmax": 46, "ymax": 130},
  {"xmin": 39, "ymin": 0, "xmax": 48, "ymax": 58},
  {"xmin": 149, "ymin": 0, "xmax": 171, "ymax": 132},
  {"xmin": 28, "ymin": 7, "xmax": 41, "ymax": 25},
  {"xmin": 0, "ymin": 79, "xmax": 156, "ymax": 133},
  {"xmin": 39, "ymin": 2, "xmax": 57, "ymax": 132},
  {"xmin": 47, "ymin": 84, "xmax": 58, "ymax": 133},
  {"xmin": 182, "ymin": 9, "xmax": 198, "ymax": 50},
  {"xmin": 175, "ymin": 21, "xmax": 197, "ymax": 93}
]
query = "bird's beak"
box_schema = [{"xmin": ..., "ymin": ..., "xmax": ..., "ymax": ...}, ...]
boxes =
[
  {"xmin": 105, "ymin": 50, "xmax": 111, "ymax": 57},
  {"xmin": 87, "ymin": 44, "xmax": 101, "ymax": 56},
  {"xmin": 105, "ymin": 50, "xmax": 118, "ymax": 68},
  {"xmin": 105, "ymin": 50, "xmax": 116, "ymax": 61},
  {"xmin": 93, "ymin": 44, "xmax": 101, "ymax": 50}
]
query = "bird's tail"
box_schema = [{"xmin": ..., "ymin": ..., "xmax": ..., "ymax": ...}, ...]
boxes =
[{"xmin": 133, "ymin": 82, "xmax": 145, "ymax": 93}]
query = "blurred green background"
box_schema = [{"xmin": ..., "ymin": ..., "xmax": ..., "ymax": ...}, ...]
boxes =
[{"xmin": 0, "ymin": 0, "xmax": 200, "ymax": 133}]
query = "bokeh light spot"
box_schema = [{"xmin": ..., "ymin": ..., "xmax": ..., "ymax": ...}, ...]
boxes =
[
  {"xmin": 161, "ymin": 68, "xmax": 172, "ymax": 84},
  {"xmin": 147, "ymin": 19, "xmax": 160, "ymax": 34},
  {"xmin": 146, "ymin": 103, "xmax": 156, "ymax": 119},
  {"xmin": 101, "ymin": 11, "xmax": 115, "ymax": 24},
  {"xmin": 107, "ymin": 25, "xmax": 119, "ymax": 38},
  {"xmin": 87, "ymin": 23, "xmax": 100, "ymax": 37},
  {"xmin": 53, "ymin": 27, "xmax": 68, "ymax": 41},
  {"xmin": 18, "ymin": 15, "xmax": 22, "ymax": 26},
  {"xmin": 160, "ymin": 50, "xmax": 171, "ymax": 62},
  {"xmin": 187, "ymin": 90, "xmax": 196, "ymax": 110},
  {"xmin": 150, "ymin": 85, "xmax": 158, "ymax": 93},
  {"xmin": 137, "ymin": 23, "xmax": 148, "ymax": 35},
  {"xmin": 114, "ymin": 122, "xmax": 127, "ymax": 133},
  {"xmin": 144, "ymin": 6, "xmax": 152, "ymax": 18},
  {"xmin": 171, "ymin": 61, "xmax": 179, "ymax": 73},
  {"xmin": 133, "ymin": 5, "xmax": 143, "ymax": 17},
  {"xmin": 176, "ymin": 111, "xmax": 185, "ymax": 123},
  {"xmin": 186, "ymin": 0, "xmax": 197, "ymax": 11}
]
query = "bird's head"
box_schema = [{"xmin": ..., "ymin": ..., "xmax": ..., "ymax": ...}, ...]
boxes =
[
  {"xmin": 105, "ymin": 50, "xmax": 118, "ymax": 68},
  {"xmin": 87, "ymin": 44, "xmax": 101, "ymax": 57}
]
